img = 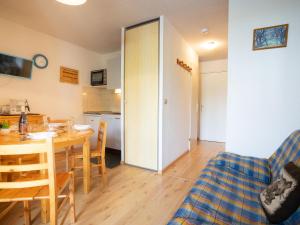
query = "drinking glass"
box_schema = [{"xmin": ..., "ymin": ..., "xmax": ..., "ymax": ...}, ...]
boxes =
[{"xmin": 67, "ymin": 117, "xmax": 74, "ymax": 134}]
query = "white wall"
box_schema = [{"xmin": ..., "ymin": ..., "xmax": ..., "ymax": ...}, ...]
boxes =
[
  {"xmin": 161, "ymin": 17, "xmax": 199, "ymax": 170},
  {"xmin": 227, "ymin": 0, "xmax": 300, "ymax": 157},
  {"xmin": 82, "ymin": 87, "xmax": 121, "ymax": 112},
  {"xmin": 102, "ymin": 51, "xmax": 121, "ymax": 67},
  {"xmin": 0, "ymin": 18, "xmax": 104, "ymax": 121},
  {"xmin": 199, "ymin": 59, "xmax": 227, "ymax": 142},
  {"xmin": 83, "ymin": 51, "xmax": 121, "ymax": 113},
  {"xmin": 200, "ymin": 59, "xmax": 227, "ymax": 74}
]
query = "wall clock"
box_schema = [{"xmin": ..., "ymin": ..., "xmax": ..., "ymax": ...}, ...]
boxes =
[{"xmin": 33, "ymin": 54, "xmax": 48, "ymax": 69}]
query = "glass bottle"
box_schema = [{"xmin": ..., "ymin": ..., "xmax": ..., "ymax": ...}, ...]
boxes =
[{"xmin": 19, "ymin": 106, "xmax": 28, "ymax": 135}]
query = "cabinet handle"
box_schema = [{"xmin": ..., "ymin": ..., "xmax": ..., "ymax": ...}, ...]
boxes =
[{"xmin": 114, "ymin": 118, "xmax": 120, "ymax": 120}]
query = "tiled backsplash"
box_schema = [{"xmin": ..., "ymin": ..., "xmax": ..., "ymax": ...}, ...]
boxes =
[{"xmin": 82, "ymin": 87, "xmax": 121, "ymax": 112}]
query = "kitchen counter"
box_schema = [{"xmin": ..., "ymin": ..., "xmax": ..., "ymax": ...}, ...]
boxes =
[{"xmin": 83, "ymin": 111, "xmax": 121, "ymax": 115}]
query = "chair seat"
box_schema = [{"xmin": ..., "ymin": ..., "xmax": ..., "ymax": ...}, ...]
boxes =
[
  {"xmin": 71, "ymin": 148, "xmax": 101, "ymax": 158},
  {"xmin": 0, "ymin": 172, "xmax": 70, "ymax": 202}
]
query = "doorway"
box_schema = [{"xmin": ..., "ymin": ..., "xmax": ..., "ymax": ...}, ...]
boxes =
[{"xmin": 199, "ymin": 60, "xmax": 227, "ymax": 142}]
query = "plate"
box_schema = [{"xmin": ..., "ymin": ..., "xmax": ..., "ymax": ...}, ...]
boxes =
[
  {"xmin": 27, "ymin": 132, "xmax": 57, "ymax": 140},
  {"xmin": 73, "ymin": 124, "xmax": 91, "ymax": 131},
  {"xmin": 48, "ymin": 123, "xmax": 65, "ymax": 128}
]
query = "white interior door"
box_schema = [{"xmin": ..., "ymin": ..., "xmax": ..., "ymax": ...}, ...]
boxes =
[
  {"xmin": 200, "ymin": 72, "xmax": 227, "ymax": 142},
  {"xmin": 124, "ymin": 20, "xmax": 159, "ymax": 170}
]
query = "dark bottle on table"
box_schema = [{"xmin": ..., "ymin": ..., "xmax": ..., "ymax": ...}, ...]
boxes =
[{"xmin": 19, "ymin": 107, "xmax": 28, "ymax": 135}]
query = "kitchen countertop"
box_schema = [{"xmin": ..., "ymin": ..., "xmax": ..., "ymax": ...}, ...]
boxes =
[{"xmin": 83, "ymin": 111, "xmax": 121, "ymax": 115}]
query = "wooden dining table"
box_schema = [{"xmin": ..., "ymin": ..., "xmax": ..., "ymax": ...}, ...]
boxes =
[{"xmin": 0, "ymin": 128, "xmax": 94, "ymax": 223}]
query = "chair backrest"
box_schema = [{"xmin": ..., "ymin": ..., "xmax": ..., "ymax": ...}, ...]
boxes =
[
  {"xmin": 0, "ymin": 138, "xmax": 57, "ymax": 195},
  {"xmin": 268, "ymin": 130, "xmax": 300, "ymax": 180},
  {"xmin": 96, "ymin": 121, "xmax": 107, "ymax": 158},
  {"xmin": 47, "ymin": 117, "xmax": 68, "ymax": 124}
]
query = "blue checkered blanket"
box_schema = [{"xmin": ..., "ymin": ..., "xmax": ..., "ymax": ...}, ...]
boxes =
[
  {"xmin": 213, "ymin": 152, "xmax": 271, "ymax": 184},
  {"xmin": 168, "ymin": 130, "xmax": 300, "ymax": 225}
]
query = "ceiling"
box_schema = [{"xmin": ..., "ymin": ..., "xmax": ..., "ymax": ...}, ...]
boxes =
[{"xmin": 0, "ymin": 0, "xmax": 228, "ymax": 61}]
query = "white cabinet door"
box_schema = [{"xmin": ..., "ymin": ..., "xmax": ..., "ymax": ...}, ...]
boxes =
[
  {"xmin": 101, "ymin": 114, "xmax": 121, "ymax": 150},
  {"xmin": 107, "ymin": 56, "xmax": 121, "ymax": 89},
  {"xmin": 85, "ymin": 114, "xmax": 121, "ymax": 150},
  {"xmin": 84, "ymin": 115, "xmax": 101, "ymax": 149}
]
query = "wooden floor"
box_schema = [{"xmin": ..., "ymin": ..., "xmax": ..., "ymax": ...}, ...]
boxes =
[{"xmin": 1, "ymin": 141, "xmax": 224, "ymax": 225}]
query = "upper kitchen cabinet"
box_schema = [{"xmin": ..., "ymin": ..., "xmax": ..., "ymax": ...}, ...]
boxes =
[{"xmin": 107, "ymin": 56, "xmax": 121, "ymax": 89}]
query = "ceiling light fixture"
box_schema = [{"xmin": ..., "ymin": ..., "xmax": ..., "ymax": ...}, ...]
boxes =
[
  {"xmin": 56, "ymin": 0, "xmax": 87, "ymax": 6},
  {"xmin": 202, "ymin": 41, "xmax": 218, "ymax": 50},
  {"xmin": 201, "ymin": 28, "xmax": 209, "ymax": 35}
]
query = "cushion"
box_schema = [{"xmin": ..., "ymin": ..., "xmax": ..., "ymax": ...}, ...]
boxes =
[
  {"xmin": 213, "ymin": 152, "xmax": 271, "ymax": 184},
  {"xmin": 259, "ymin": 162, "xmax": 300, "ymax": 224},
  {"xmin": 268, "ymin": 130, "xmax": 300, "ymax": 180}
]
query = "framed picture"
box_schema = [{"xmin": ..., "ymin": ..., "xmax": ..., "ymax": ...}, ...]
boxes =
[{"xmin": 253, "ymin": 24, "xmax": 289, "ymax": 50}]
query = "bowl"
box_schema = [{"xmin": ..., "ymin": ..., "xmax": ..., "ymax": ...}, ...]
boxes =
[{"xmin": 0, "ymin": 128, "xmax": 11, "ymax": 135}]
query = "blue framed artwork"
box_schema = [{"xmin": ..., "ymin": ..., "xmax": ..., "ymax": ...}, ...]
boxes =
[{"xmin": 253, "ymin": 24, "xmax": 289, "ymax": 50}]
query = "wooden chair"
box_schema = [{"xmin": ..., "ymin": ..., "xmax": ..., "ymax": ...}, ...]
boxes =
[
  {"xmin": 0, "ymin": 139, "xmax": 75, "ymax": 225},
  {"xmin": 72, "ymin": 121, "xmax": 108, "ymax": 184},
  {"xmin": 47, "ymin": 117, "xmax": 70, "ymax": 124},
  {"xmin": 47, "ymin": 117, "xmax": 73, "ymax": 172}
]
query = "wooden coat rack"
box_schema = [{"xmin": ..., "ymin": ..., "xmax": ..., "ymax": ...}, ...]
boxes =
[{"xmin": 176, "ymin": 59, "xmax": 192, "ymax": 72}]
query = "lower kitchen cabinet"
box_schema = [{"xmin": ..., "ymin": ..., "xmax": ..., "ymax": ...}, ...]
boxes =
[{"xmin": 101, "ymin": 114, "xmax": 121, "ymax": 150}]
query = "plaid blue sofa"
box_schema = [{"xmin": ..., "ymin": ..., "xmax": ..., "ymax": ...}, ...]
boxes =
[{"xmin": 168, "ymin": 130, "xmax": 300, "ymax": 225}]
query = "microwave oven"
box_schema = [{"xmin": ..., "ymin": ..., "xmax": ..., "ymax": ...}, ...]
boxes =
[{"xmin": 91, "ymin": 69, "xmax": 107, "ymax": 86}]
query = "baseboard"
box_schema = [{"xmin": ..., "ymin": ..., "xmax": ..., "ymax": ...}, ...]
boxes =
[
  {"xmin": 121, "ymin": 149, "xmax": 189, "ymax": 174},
  {"xmin": 123, "ymin": 162, "xmax": 159, "ymax": 172},
  {"xmin": 161, "ymin": 150, "xmax": 189, "ymax": 174},
  {"xmin": 190, "ymin": 138, "xmax": 198, "ymax": 149}
]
